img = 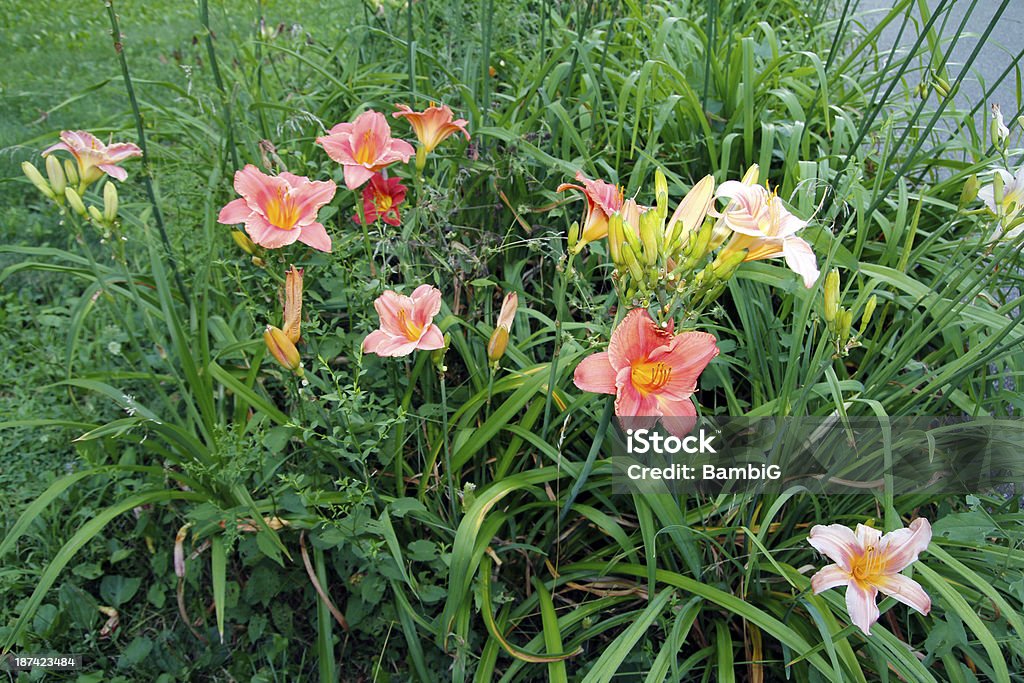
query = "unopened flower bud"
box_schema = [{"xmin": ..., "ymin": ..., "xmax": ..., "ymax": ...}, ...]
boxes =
[
  {"xmin": 959, "ymin": 174, "xmax": 979, "ymax": 207},
  {"xmin": 993, "ymin": 170, "xmax": 1005, "ymax": 211},
  {"xmin": 991, "ymin": 103, "xmax": 1010, "ymax": 149},
  {"xmin": 415, "ymin": 145, "xmax": 427, "ymax": 174},
  {"xmin": 654, "ymin": 168, "xmax": 669, "ymax": 221},
  {"xmin": 22, "ymin": 162, "xmax": 56, "ymax": 200},
  {"xmin": 837, "ymin": 309, "xmax": 853, "ymax": 342},
  {"xmin": 283, "ymin": 266, "xmax": 303, "ymax": 344},
  {"xmin": 63, "ymin": 159, "xmax": 79, "ymax": 188},
  {"xmin": 487, "ymin": 327, "xmax": 509, "ymax": 363},
  {"xmin": 860, "ymin": 294, "xmax": 877, "ymax": 333},
  {"xmin": 607, "ymin": 213, "xmax": 625, "ymax": 265},
  {"xmin": 639, "ymin": 209, "xmax": 661, "ymax": 266},
  {"xmin": 88, "ymin": 205, "xmax": 105, "ymax": 223},
  {"xmin": 103, "ymin": 181, "xmax": 119, "ymax": 222},
  {"xmin": 65, "ymin": 187, "xmax": 88, "ymax": 216},
  {"xmin": 232, "ymin": 230, "xmax": 258, "ymax": 256},
  {"xmin": 823, "ymin": 269, "xmax": 840, "ymax": 323},
  {"xmin": 620, "ymin": 200, "xmax": 643, "ymax": 255},
  {"xmin": 711, "ymin": 247, "xmax": 747, "ymax": 280},
  {"xmin": 567, "ymin": 221, "xmax": 580, "ymax": 253},
  {"xmin": 264, "ymin": 325, "xmax": 302, "ymax": 373},
  {"xmin": 666, "ymin": 175, "xmax": 715, "ymax": 252},
  {"xmin": 432, "ymin": 333, "xmax": 451, "ymax": 368},
  {"xmin": 45, "ymin": 155, "xmax": 67, "ymax": 196},
  {"xmin": 621, "ymin": 242, "xmax": 645, "ymax": 282}
]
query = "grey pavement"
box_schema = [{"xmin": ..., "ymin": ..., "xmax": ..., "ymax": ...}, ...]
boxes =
[{"xmin": 851, "ymin": 0, "xmax": 1023, "ymax": 142}]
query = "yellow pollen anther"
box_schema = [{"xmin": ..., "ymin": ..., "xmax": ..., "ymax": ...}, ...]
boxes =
[
  {"xmin": 631, "ymin": 361, "xmax": 672, "ymax": 394},
  {"xmin": 265, "ymin": 190, "xmax": 301, "ymax": 229},
  {"xmin": 355, "ymin": 130, "xmax": 377, "ymax": 165},
  {"xmin": 398, "ymin": 308, "xmax": 423, "ymax": 341}
]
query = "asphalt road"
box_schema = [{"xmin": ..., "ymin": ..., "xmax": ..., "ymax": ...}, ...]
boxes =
[{"xmin": 851, "ymin": 0, "xmax": 1023, "ymax": 136}]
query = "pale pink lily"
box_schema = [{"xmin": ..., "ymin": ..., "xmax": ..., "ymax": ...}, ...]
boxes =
[
  {"xmin": 714, "ymin": 180, "xmax": 820, "ymax": 287},
  {"xmin": 557, "ymin": 172, "xmax": 626, "ymax": 246},
  {"xmin": 317, "ymin": 110, "xmax": 415, "ymax": 190},
  {"xmin": 574, "ymin": 308, "xmax": 719, "ymax": 436},
  {"xmin": 808, "ymin": 518, "xmax": 932, "ymax": 636},
  {"xmin": 42, "ymin": 130, "xmax": 142, "ymax": 185},
  {"xmin": 392, "ymin": 103, "xmax": 470, "ymax": 154},
  {"xmin": 977, "ymin": 166, "xmax": 1024, "ymax": 219},
  {"xmin": 363, "ymin": 285, "xmax": 445, "ymax": 357},
  {"xmin": 217, "ymin": 165, "xmax": 335, "ymax": 252}
]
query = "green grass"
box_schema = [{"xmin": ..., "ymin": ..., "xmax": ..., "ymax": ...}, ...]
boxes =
[{"xmin": 1, "ymin": 0, "xmax": 1023, "ymax": 680}]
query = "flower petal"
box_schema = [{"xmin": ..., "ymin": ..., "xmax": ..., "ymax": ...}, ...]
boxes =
[
  {"xmin": 855, "ymin": 524, "xmax": 882, "ymax": 549},
  {"xmin": 608, "ymin": 308, "xmax": 674, "ymax": 370},
  {"xmin": 811, "ymin": 564, "xmax": 852, "ymax": 594},
  {"xmin": 651, "ymin": 331, "xmax": 719, "ymax": 399},
  {"xmin": 416, "ymin": 324, "xmax": 445, "ymax": 351},
  {"xmin": 343, "ymin": 164, "xmax": 376, "ymax": 190},
  {"xmin": 218, "ymin": 198, "xmax": 252, "ymax": 225},
  {"xmin": 657, "ymin": 396, "xmax": 697, "ymax": 438},
  {"xmin": 297, "ymin": 221, "xmax": 332, "ymax": 252},
  {"xmin": 362, "ymin": 329, "xmax": 392, "ymax": 355},
  {"xmin": 807, "ymin": 524, "xmax": 860, "ymax": 572},
  {"xmin": 245, "ymin": 213, "xmax": 300, "ymax": 249},
  {"xmin": 782, "ymin": 237, "xmax": 820, "ymax": 288},
  {"xmin": 614, "ymin": 378, "xmax": 661, "ymax": 418},
  {"xmin": 98, "ymin": 164, "xmax": 128, "ymax": 181},
  {"xmin": 873, "ymin": 573, "xmax": 931, "ymax": 616},
  {"xmin": 573, "ymin": 352, "xmax": 618, "ymax": 394},
  {"xmin": 878, "ymin": 518, "xmax": 931, "ymax": 573},
  {"xmin": 845, "ymin": 581, "xmax": 880, "ymax": 636}
]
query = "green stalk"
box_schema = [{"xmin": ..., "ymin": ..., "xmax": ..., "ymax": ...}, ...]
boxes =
[
  {"xmin": 104, "ymin": 0, "xmax": 188, "ymax": 304},
  {"xmin": 199, "ymin": 0, "xmax": 241, "ymax": 170}
]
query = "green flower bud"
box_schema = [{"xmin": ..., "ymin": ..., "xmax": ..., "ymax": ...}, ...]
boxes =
[
  {"xmin": 567, "ymin": 221, "xmax": 580, "ymax": 254},
  {"xmin": 45, "ymin": 155, "xmax": 66, "ymax": 196},
  {"xmin": 823, "ymin": 269, "xmax": 840, "ymax": 323},
  {"xmin": 860, "ymin": 294, "xmax": 877, "ymax": 334},
  {"xmin": 639, "ymin": 209, "xmax": 661, "ymax": 266},
  {"xmin": 103, "ymin": 182, "xmax": 119, "ymax": 222},
  {"xmin": 959, "ymin": 175, "xmax": 979, "ymax": 207},
  {"xmin": 88, "ymin": 205, "xmax": 105, "ymax": 223},
  {"xmin": 837, "ymin": 309, "xmax": 853, "ymax": 342},
  {"xmin": 63, "ymin": 159, "xmax": 79, "ymax": 188},
  {"xmin": 65, "ymin": 187, "xmax": 88, "ymax": 216},
  {"xmin": 22, "ymin": 162, "xmax": 56, "ymax": 200},
  {"xmin": 622, "ymin": 242, "xmax": 645, "ymax": 283}
]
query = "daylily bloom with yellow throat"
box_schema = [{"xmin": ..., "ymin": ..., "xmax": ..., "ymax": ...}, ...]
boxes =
[
  {"xmin": 363, "ymin": 285, "xmax": 445, "ymax": 357},
  {"xmin": 713, "ymin": 179, "xmax": 820, "ymax": 287},
  {"xmin": 392, "ymin": 103, "xmax": 470, "ymax": 154},
  {"xmin": 808, "ymin": 518, "xmax": 932, "ymax": 636},
  {"xmin": 317, "ymin": 110, "xmax": 415, "ymax": 190},
  {"xmin": 43, "ymin": 130, "xmax": 142, "ymax": 186},
  {"xmin": 978, "ymin": 166, "xmax": 1024, "ymax": 220},
  {"xmin": 558, "ymin": 172, "xmax": 627, "ymax": 248},
  {"xmin": 218, "ymin": 165, "xmax": 336, "ymax": 252},
  {"xmin": 574, "ymin": 309, "xmax": 719, "ymax": 436},
  {"xmin": 354, "ymin": 173, "xmax": 407, "ymax": 227}
]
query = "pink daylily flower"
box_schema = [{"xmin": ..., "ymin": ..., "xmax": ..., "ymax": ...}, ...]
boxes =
[
  {"xmin": 714, "ymin": 180, "xmax": 820, "ymax": 287},
  {"xmin": 217, "ymin": 165, "xmax": 336, "ymax": 252},
  {"xmin": 392, "ymin": 103, "xmax": 470, "ymax": 153},
  {"xmin": 808, "ymin": 518, "xmax": 932, "ymax": 636},
  {"xmin": 317, "ymin": 110, "xmax": 415, "ymax": 190},
  {"xmin": 42, "ymin": 130, "xmax": 142, "ymax": 185},
  {"xmin": 557, "ymin": 172, "xmax": 626, "ymax": 246},
  {"xmin": 354, "ymin": 173, "xmax": 407, "ymax": 227},
  {"xmin": 363, "ymin": 285, "xmax": 445, "ymax": 357},
  {"xmin": 573, "ymin": 308, "xmax": 719, "ymax": 436}
]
